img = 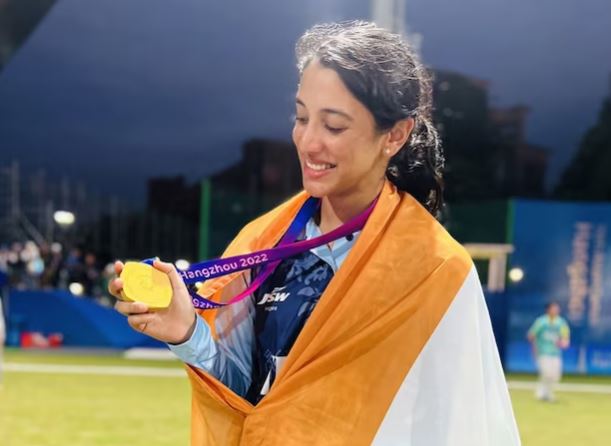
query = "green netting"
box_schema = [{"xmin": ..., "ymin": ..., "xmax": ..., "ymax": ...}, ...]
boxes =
[
  {"xmin": 201, "ymin": 185, "xmax": 514, "ymax": 270},
  {"xmin": 444, "ymin": 200, "xmax": 511, "ymax": 244},
  {"xmin": 444, "ymin": 199, "xmax": 512, "ymax": 281},
  {"xmin": 204, "ymin": 187, "xmax": 291, "ymax": 257}
]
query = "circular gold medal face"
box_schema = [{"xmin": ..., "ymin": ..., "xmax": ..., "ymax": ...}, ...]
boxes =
[{"xmin": 120, "ymin": 262, "xmax": 172, "ymax": 309}]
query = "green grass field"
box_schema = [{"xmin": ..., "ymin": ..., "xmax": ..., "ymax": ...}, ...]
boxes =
[
  {"xmin": 1, "ymin": 349, "xmax": 191, "ymax": 446},
  {"xmin": 2, "ymin": 348, "xmax": 610, "ymax": 445}
]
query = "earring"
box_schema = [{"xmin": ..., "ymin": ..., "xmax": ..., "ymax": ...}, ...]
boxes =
[{"xmin": 385, "ymin": 148, "xmax": 392, "ymax": 155}]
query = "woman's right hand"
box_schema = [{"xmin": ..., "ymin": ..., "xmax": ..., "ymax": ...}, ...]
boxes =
[{"xmin": 108, "ymin": 259, "xmax": 197, "ymax": 345}]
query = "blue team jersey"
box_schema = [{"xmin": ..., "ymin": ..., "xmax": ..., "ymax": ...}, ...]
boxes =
[
  {"xmin": 528, "ymin": 315, "xmax": 570, "ymax": 357},
  {"xmin": 168, "ymin": 218, "xmax": 358, "ymax": 402},
  {"xmin": 246, "ymin": 249, "xmax": 334, "ymax": 404}
]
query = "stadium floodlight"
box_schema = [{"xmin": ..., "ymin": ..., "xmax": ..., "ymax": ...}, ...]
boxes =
[
  {"xmin": 508, "ymin": 267, "xmax": 524, "ymax": 283},
  {"xmin": 175, "ymin": 259, "xmax": 190, "ymax": 271},
  {"xmin": 69, "ymin": 282, "xmax": 84, "ymax": 296},
  {"xmin": 54, "ymin": 210, "xmax": 76, "ymax": 227}
]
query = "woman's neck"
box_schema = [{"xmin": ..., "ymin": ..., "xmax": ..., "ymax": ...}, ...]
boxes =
[{"xmin": 318, "ymin": 179, "xmax": 384, "ymax": 233}]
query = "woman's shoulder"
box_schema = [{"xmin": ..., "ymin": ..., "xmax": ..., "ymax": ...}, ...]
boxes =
[{"xmin": 394, "ymin": 191, "xmax": 473, "ymax": 268}]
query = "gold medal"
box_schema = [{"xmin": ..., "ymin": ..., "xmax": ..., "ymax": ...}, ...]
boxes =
[{"xmin": 119, "ymin": 262, "xmax": 173, "ymax": 309}]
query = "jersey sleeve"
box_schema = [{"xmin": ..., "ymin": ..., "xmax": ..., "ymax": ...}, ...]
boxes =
[
  {"xmin": 168, "ymin": 314, "xmax": 252, "ymax": 396},
  {"xmin": 527, "ymin": 317, "xmax": 542, "ymax": 338},
  {"xmin": 560, "ymin": 319, "xmax": 571, "ymax": 340}
]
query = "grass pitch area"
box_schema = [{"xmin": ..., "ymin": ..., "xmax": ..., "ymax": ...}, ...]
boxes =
[
  {"xmin": 509, "ymin": 374, "xmax": 611, "ymax": 445},
  {"xmin": 1, "ymin": 349, "xmax": 190, "ymax": 446},
  {"xmin": 2, "ymin": 348, "xmax": 611, "ymax": 445}
]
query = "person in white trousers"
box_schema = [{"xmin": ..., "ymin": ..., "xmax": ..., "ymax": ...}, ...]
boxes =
[
  {"xmin": 0, "ymin": 297, "xmax": 5, "ymax": 388},
  {"xmin": 527, "ymin": 302, "xmax": 571, "ymax": 401}
]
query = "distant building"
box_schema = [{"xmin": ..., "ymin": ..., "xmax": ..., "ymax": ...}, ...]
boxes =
[
  {"xmin": 432, "ymin": 69, "xmax": 498, "ymax": 201},
  {"xmin": 211, "ymin": 138, "xmax": 302, "ymax": 206},
  {"xmin": 490, "ymin": 106, "xmax": 549, "ymax": 197},
  {"xmin": 206, "ymin": 138, "xmax": 302, "ymax": 255},
  {"xmin": 432, "ymin": 69, "xmax": 549, "ymax": 200},
  {"xmin": 147, "ymin": 176, "xmax": 199, "ymax": 222},
  {"xmin": 432, "ymin": 69, "xmax": 491, "ymax": 145},
  {"xmin": 147, "ymin": 138, "xmax": 302, "ymax": 257}
]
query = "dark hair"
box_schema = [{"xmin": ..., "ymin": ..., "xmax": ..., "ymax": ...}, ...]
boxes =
[
  {"xmin": 545, "ymin": 301, "xmax": 560, "ymax": 311},
  {"xmin": 296, "ymin": 21, "xmax": 444, "ymax": 216}
]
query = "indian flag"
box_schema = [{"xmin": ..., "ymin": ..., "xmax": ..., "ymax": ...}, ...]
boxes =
[{"xmin": 186, "ymin": 182, "xmax": 520, "ymax": 445}]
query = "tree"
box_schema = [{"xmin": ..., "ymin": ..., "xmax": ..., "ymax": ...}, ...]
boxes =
[{"xmin": 555, "ymin": 97, "xmax": 611, "ymax": 200}]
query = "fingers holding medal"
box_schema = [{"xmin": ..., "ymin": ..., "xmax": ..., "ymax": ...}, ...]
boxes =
[{"xmin": 109, "ymin": 258, "xmax": 198, "ymax": 345}]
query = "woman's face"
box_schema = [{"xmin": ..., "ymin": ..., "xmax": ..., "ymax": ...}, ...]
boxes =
[{"xmin": 292, "ymin": 60, "xmax": 388, "ymax": 199}]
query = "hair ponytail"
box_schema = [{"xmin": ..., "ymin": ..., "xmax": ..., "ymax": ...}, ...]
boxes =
[{"xmin": 387, "ymin": 116, "xmax": 444, "ymax": 215}]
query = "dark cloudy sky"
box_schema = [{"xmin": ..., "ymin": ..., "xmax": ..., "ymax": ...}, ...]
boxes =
[{"xmin": 0, "ymin": 0, "xmax": 609, "ymax": 204}]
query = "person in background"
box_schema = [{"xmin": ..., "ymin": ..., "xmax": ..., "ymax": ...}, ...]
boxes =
[
  {"xmin": 83, "ymin": 252, "xmax": 101, "ymax": 297},
  {"xmin": 6, "ymin": 242, "xmax": 26, "ymax": 289},
  {"xmin": 0, "ymin": 268, "xmax": 6, "ymax": 388},
  {"xmin": 40, "ymin": 242, "xmax": 63, "ymax": 289},
  {"xmin": 527, "ymin": 301, "xmax": 571, "ymax": 402},
  {"xmin": 64, "ymin": 247, "xmax": 85, "ymax": 286}
]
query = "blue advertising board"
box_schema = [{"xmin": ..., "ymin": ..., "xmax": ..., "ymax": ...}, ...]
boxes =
[{"xmin": 506, "ymin": 199, "xmax": 611, "ymax": 374}]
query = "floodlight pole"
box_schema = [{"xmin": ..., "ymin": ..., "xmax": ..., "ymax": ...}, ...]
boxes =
[{"xmin": 371, "ymin": 0, "xmax": 405, "ymax": 35}]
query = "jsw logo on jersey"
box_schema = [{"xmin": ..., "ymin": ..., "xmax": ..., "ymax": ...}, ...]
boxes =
[{"xmin": 257, "ymin": 286, "xmax": 290, "ymax": 305}]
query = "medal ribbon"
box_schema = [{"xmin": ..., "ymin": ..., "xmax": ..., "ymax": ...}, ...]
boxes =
[{"xmin": 146, "ymin": 197, "xmax": 375, "ymax": 309}]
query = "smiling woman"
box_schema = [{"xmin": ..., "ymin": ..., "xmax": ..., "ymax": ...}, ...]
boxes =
[
  {"xmin": 109, "ymin": 21, "xmax": 520, "ymax": 446},
  {"xmin": 293, "ymin": 22, "xmax": 443, "ymax": 222}
]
